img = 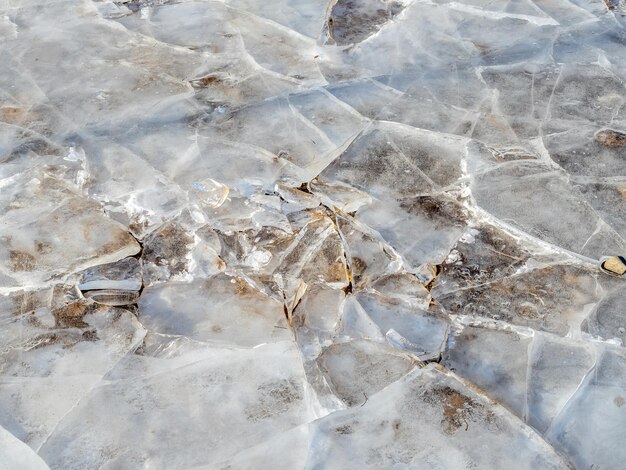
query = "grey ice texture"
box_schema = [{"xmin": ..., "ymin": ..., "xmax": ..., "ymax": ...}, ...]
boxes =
[{"xmin": 0, "ymin": 0, "xmax": 625, "ymax": 468}]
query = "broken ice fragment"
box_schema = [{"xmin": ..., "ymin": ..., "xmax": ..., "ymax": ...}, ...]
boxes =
[
  {"xmin": 527, "ymin": 334, "xmax": 595, "ymax": 434},
  {"xmin": 336, "ymin": 213, "xmax": 403, "ymax": 287},
  {"xmin": 309, "ymin": 179, "xmax": 372, "ymax": 213},
  {"xmin": 326, "ymin": 0, "xmax": 406, "ymax": 45},
  {"xmin": 275, "ymin": 183, "xmax": 320, "ymax": 210},
  {"xmin": 78, "ymin": 257, "xmax": 142, "ymax": 291},
  {"xmin": 37, "ymin": 341, "xmax": 313, "ymax": 469},
  {"xmin": 82, "ymin": 289, "xmax": 140, "ymax": 307},
  {"xmin": 546, "ymin": 346, "xmax": 626, "ymax": 470},
  {"xmin": 582, "ymin": 285, "xmax": 626, "ymax": 345},
  {"xmin": 443, "ymin": 323, "xmax": 532, "ymax": 418},
  {"xmin": 141, "ymin": 221, "xmax": 195, "ymax": 285},
  {"xmin": 304, "ymin": 365, "xmax": 571, "ymax": 469},
  {"xmin": 370, "ymin": 273, "xmax": 431, "ymax": 310},
  {"xmin": 292, "ymin": 284, "xmax": 344, "ymax": 340},
  {"xmin": 192, "ymin": 178, "xmax": 230, "ymax": 208},
  {"xmin": 0, "ymin": 425, "xmax": 50, "ymax": 470},
  {"xmin": 275, "ymin": 214, "xmax": 349, "ymax": 289},
  {"xmin": 357, "ymin": 291, "xmax": 449, "ymax": 360},
  {"xmin": 356, "ymin": 194, "xmax": 468, "ymax": 267},
  {"xmin": 438, "ymin": 264, "xmax": 600, "ymax": 336},
  {"xmin": 317, "ymin": 339, "xmax": 419, "ymax": 407},
  {"xmin": 0, "ymin": 179, "xmax": 141, "ymax": 284},
  {"xmin": 138, "ymin": 275, "xmax": 289, "ymax": 347},
  {"xmin": 432, "ymin": 224, "xmax": 539, "ymax": 296}
]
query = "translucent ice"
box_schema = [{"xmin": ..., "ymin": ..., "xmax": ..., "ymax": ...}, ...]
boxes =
[{"xmin": 1, "ymin": 0, "xmax": 625, "ymax": 467}]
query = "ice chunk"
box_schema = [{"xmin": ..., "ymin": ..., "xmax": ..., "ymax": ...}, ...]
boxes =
[
  {"xmin": 438, "ymin": 264, "xmax": 600, "ymax": 336},
  {"xmin": 138, "ymin": 275, "xmax": 290, "ymax": 347},
  {"xmin": 0, "ymin": 170, "xmax": 140, "ymax": 286},
  {"xmin": 273, "ymin": 213, "xmax": 349, "ymax": 290},
  {"xmin": 582, "ymin": 284, "xmax": 626, "ymax": 345},
  {"xmin": 356, "ymin": 194, "xmax": 469, "ymax": 267},
  {"xmin": 432, "ymin": 223, "xmax": 548, "ymax": 296},
  {"xmin": 547, "ymin": 346, "xmax": 626, "ymax": 470},
  {"xmin": 192, "ymin": 178, "xmax": 230, "ymax": 208},
  {"xmin": 141, "ymin": 221, "xmax": 195, "ymax": 285},
  {"xmin": 357, "ymin": 291, "xmax": 449, "ymax": 360},
  {"xmin": 326, "ymin": 0, "xmax": 406, "ymax": 45},
  {"xmin": 443, "ymin": 323, "xmax": 532, "ymax": 417},
  {"xmin": 472, "ymin": 161, "xmax": 626, "ymax": 258},
  {"xmin": 0, "ymin": 303, "xmax": 145, "ymax": 449},
  {"xmin": 336, "ymin": 213, "xmax": 403, "ymax": 287},
  {"xmin": 370, "ymin": 272, "xmax": 431, "ymax": 310},
  {"xmin": 317, "ymin": 339, "xmax": 419, "ymax": 406},
  {"xmin": 321, "ymin": 123, "xmax": 464, "ymax": 198},
  {"xmin": 304, "ymin": 365, "xmax": 571, "ymax": 469},
  {"xmin": 38, "ymin": 341, "xmax": 314, "ymax": 469},
  {"xmin": 78, "ymin": 257, "xmax": 142, "ymax": 292},
  {"xmin": 336, "ymin": 295, "xmax": 385, "ymax": 342},
  {"xmin": 526, "ymin": 334, "xmax": 595, "ymax": 433},
  {"xmin": 309, "ymin": 178, "xmax": 372, "ymax": 213},
  {"xmin": 0, "ymin": 425, "xmax": 50, "ymax": 470}
]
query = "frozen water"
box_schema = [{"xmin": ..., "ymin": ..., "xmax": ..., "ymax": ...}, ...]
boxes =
[{"xmin": 1, "ymin": 0, "xmax": 625, "ymax": 468}]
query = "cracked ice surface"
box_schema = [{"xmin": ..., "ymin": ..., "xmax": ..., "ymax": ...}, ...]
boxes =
[{"xmin": 0, "ymin": 0, "xmax": 625, "ymax": 467}]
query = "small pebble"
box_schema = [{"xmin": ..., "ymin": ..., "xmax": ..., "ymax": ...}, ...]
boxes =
[{"xmin": 600, "ymin": 256, "xmax": 626, "ymax": 276}]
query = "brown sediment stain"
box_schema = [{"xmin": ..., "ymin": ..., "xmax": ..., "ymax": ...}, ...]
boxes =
[
  {"xmin": 10, "ymin": 289, "xmax": 50, "ymax": 315},
  {"xmin": 328, "ymin": 0, "xmax": 405, "ymax": 45},
  {"xmin": 392, "ymin": 419, "xmax": 402, "ymax": 436},
  {"xmin": 82, "ymin": 330, "xmax": 99, "ymax": 341},
  {"xmin": 128, "ymin": 218, "xmax": 150, "ymax": 238},
  {"xmin": 438, "ymin": 265, "xmax": 598, "ymax": 335},
  {"xmin": 322, "ymin": 249, "xmax": 349, "ymax": 284},
  {"xmin": 189, "ymin": 74, "xmax": 246, "ymax": 103},
  {"xmin": 595, "ymin": 129, "xmax": 626, "ymax": 148},
  {"xmin": 142, "ymin": 222, "xmax": 193, "ymax": 273},
  {"xmin": 190, "ymin": 75, "xmax": 223, "ymax": 88},
  {"xmin": 335, "ymin": 424, "xmax": 354, "ymax": 435},
  {"xmin": 35, "ymin": 241, "xmax": 52, "ymax": 255},
  {"xmin": 9, "ymin": 250, "xmax": 36, "ymax": 272},
  {"xmin": 198, "ymin": 76, "xmax": 220, "ymax": 87},
  {"xmin": 82, "ymin": 220, "xmax": 93, "ymax": 242},
  {"xmin": 399, "ymin": 195, "xmax": 468, "ymax": 227},
  {"xmin": 7, "ymin": 137, "xmax": 62, "ymax": 159},
  {"xmin": 27, "ymin": 329, "xmax": 93, "ymax": 350},
  {"xmin": 28, "ymin": 333, "xmax": 62, "ymax": 350},
  {"xmin": 602, "ymin": 0, "xmax": 623, "ymax": 10},
  {"xmin": 425, "ymin": 385, "xmax": 496, "ymax": 435},
  {"xmin": 52, "ymin": 300, "xmax": 95, "ymax": 329},
  {"xmin": 614, "ymin": 396, "xmax": 625, "ymax": 408},
  {"xmin": 233, "ymin": 277, "xmax": 258, "ymax": 297},
  {"xmin": 0, "ymin": 106, "xmax": 27, "ymax": 124},
  {"xmin": 244, "ymin": 379, "xmax": 303, "ymax": 422},
  {"xmin": 472, "ymin": 42, "xmax": 493, "ymax": 57},
  {"xmin": 348, "ymin": 256, "xmax": 367, "ymax": 284},
  {"xmin": 485, "ymin": 113, "xmax": 511, "ymax": 133},
  {"xmin": 350, "ymin": 256, "xmax": 368, "ymax": 277},
  {"xmin": 97, "ymin": 231, "xmax": 138, "ymax": 257}
]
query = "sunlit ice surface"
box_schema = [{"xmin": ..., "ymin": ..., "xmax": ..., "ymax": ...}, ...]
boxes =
[{"xmin": 1, "ymin": 0, "xmax": 625, "ymax": 468}]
